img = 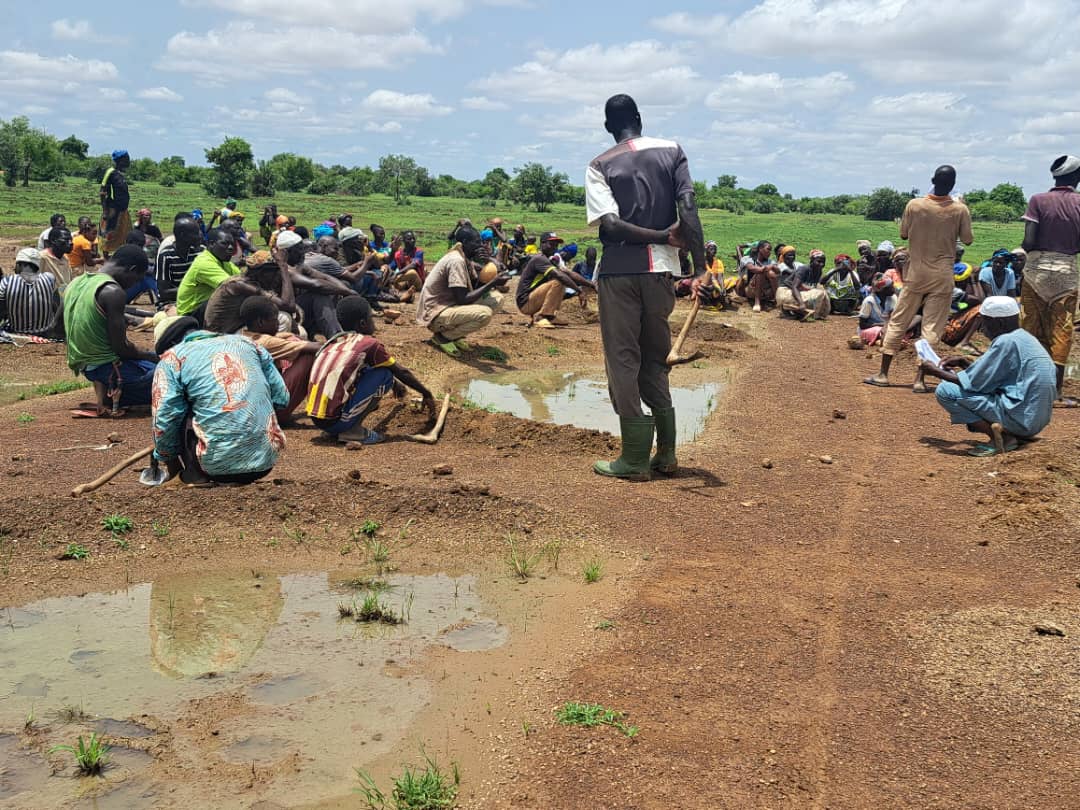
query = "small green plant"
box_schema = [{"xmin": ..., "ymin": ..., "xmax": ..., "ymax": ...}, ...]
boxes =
[
  {"xmin": 480, "ymin": 346, "xmax": 508, "ymax": 363},
  {"xmin": 338, "ymin": 602, "xmax": 355, "ymax": 618},
  {"xmin": 50, "ymin": 732, "xmax": 111, "ymax": 775},
  {"xmin": 521, "ymin": 720, "xmax": 533, "ymax": 738},
  {"xmin": 356, "ymin": 592, "xmax": 402, "ymax": 625},
  {"xmin": 505, "ymin": 534, "xmax": 543, "ymax": 581},
  {"xmin": 544, "ymin": 540, "xmax": 562, "ymax": 571},
  {"xmin": 458, "ymin": 395, "xmax": 502, "ymax": 414},
  {"xmin": 112, "ymin": 537, "xmax": 129, "ymax": 550},
  {"xmin": 367, "ymin": 536, "xmax": 391, "ymax": 575},
  {"xmin": 102, "ymin": 514, "xmax": 134, "ymax": 536},
  {"xmin": 555, "ymin": 702, "xmax": 638, "ymax": 737},
  {"xmin": 151, "ymin": 520, "xmax": 170, "ymax": 537},
  {"xmin": 355, "ymin": 748, "xmax": 460, "ymax": 809},
  {"xmin": 283, "ymin": 525, "xmax": 309, "ymax": 546},
  {"xmin": 690, "ymin": 360, "xmax": 708, "ymax": 369},
  {"xmin": 16, "ymin": 412, "xmax": 34, "ymax": 425},
  {"xmin": 24, "ymin": 705, "xmax": 35, "ymax": 731},
  {"xmin": 360, "ymin": 519, "xmax": 381, "ymax": 538},
  {"xmin": 341, "ymin": 576, "xmax": 390, "ymax": 592},
  {"xmin": 582, "ymin": 559, "xmax": 603, "ymax": 584},
  {"xmin": 61, "ymin": 544, "xmax": 90, "ymax": 560},
  {"xmin": 546, "ymin": 345, "xmax": 560, "ymax": 356},
  {"xmin": 594, "ymin": 619, "xmax": 615, "ymax": 631}
]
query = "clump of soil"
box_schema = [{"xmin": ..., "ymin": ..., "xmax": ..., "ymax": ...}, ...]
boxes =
[{"xmin": 446, "ymin": 409, "xmax": 619, "ymax": 456}]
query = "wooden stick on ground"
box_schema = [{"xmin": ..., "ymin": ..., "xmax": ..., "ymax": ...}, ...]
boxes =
[
  {"xmin": 71, "ymin": 446, "xmax": 154, "ymax": 497},
  {"xmin": 667, "ymin": 297, "xmax": 705, "ymax": 365},
  {"xmin": 409, "ymin": 394, "xmax": 451, "ymax": 445}
]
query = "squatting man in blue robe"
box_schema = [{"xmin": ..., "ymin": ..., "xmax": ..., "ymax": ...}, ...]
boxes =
[{"xmin": 919, "ymin": 296, "xmax": 1057, "ymax": 457}]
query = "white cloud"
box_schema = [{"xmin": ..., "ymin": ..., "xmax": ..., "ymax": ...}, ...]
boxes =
[
  {"xmin": 50, "ymin": 19, "xmax": 93, "ymax": 40},
  {"xmin": 364, "ymin": 90, "xmax": 451, "ymax": 117},
  {"xmin": 474, "ymin": 40, "xmax": 699, "ymax": 105},
  {"xmin": 365, "ymin": 121, "xmax": 404, "ymax": 133},
  {"xmin": 0, "ymin": 50, "xmax": 118, "ymax": 96},
  {"xmin": 100, "ymin": 88, "xmax": 127, "ymax": 101},
  {"xmin": 461, "ymin": 96, "xmax": 508, "ymax": 111},
  {"xmin": 138, "ymin": 86, "xmax": 184, "ymax": 102},
  {"xmin": 704, "ymin": 71, "xmax": 853, "ymax": 113},
  {"xmin": 651, "ymin": 11, "xmax": 728, "ymax": 37},
  {"xmin": 658, "ymin": 0, "xmax": 1067, "ymax": 84},
  {"xmin": 158, "ymin": 23, "xmax": 437, "ymax": 76},
  {"xmin": 264, "ymin": 87, "xmax": 306, "ymax": 105},
  {"xmin": 868, "ymin": 92, "xmax": 973, "ymax": 121}
]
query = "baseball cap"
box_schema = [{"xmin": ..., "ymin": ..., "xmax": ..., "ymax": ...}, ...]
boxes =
[{"xmin": 541, "ymin": 232, "xmax": 564, "ymax": 244}]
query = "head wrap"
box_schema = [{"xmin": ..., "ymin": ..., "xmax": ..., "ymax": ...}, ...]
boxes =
[
  {"xmin": 1011, "ymin": 247, "xmax": 1026, "ymax": 256},
  {"xmin": 276, "ymin": 231, "xmax": 302, "ymax": 250},
  {"xmin": 489, "ymin": 217, "xmax": 504, "ymax": 226},
  {"xmin": 561, "ymin": 243, "xmax": 578, "ymax": 259},
  {"xmin": 953, "ymin": 262, "xmax": 974, "ymax": 281},
  {"xmin": 856, "ymin": 240, "xmax": 871, "ymax": 251},
  {"xmin": 1051, "ymin": 155, "xmax": 1080, "ymax": 177},
  {"xmin": 313, "ymin": 224, "xmax": 335, "ymax": 240},
  {"xmin": 891, "ymin": 247, "xmax": 909, "ymax": 260},
  {"xmin": 872, "ymin": 273, "xmax": 892, "ymax": 292},
  {"xmin": 705, "ymin": 240, "xmax": 717, "ymax": 249},
  {"xmin": 275, "ymin": 215, "xmax": 289, "ymax": 226},
  {"xmin": 480, "ymin": 229, "xmax": 494, "ymax": 240},
  {"xmin": 778, "ymin": 245, "xmax": 796, "ymax": 257},
  {"xmin": 111, "ymin": 149, "xmax": 128, "ymax": 161},
  {"xmin": 245, "ymin": 250, "xmax": 273, "ymax": 268},
  {"xmin": 338, "ymin": 226, "xmax": 364, "ymax": 242},
  {"xmin": 137, "ymin": 208, "xmax": 152, "ymax": 218},
  {"xmin": 154, "ymin": 316, "xmax": 200, "ymax": 356},
  {"xmin": 834, "ymin": 253, "xmax": 853, "ymax": 266},
  {"xmin": 809, "ymin": 249, "xmax": 826, "ymax": 260},
  {"xmin": 225, "ymin": 198, "xmax": 237, "ymax": 208},
  {"xmin": 15, "ymin": 247, "xmax": 41, "ymax": 267},
  {"xmin": 981, "ymin": 296, "xmax": 1021, "ymax": 318},
  {"xmin": 877, "ymin": 240, "xmax": 895, "ymax": 254},
  {"xmin": 191, "ymin": 208, "xmax": 203, "ymax": 220}
]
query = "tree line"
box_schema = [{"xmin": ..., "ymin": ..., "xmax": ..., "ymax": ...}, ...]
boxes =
[{"xmin": 0, "ymin": 116, "xmax": 1028, "ymax": 221}]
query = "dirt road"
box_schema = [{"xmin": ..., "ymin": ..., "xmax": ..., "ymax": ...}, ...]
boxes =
[{"xmin": 1, "ymin": 303, "xmax": 1078, "ymax": 808}]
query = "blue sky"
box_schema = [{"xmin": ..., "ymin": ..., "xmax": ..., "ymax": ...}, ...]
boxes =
[{"xmin": 3, "ymin": 0, "xmax": 1078, "ymax": 196}]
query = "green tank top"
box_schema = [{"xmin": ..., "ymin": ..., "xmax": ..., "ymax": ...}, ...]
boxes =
[{"xmin": 64, "ymin": 272, "xmax": 118, "ymax": 373}]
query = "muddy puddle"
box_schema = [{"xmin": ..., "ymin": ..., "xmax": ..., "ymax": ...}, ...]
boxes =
[
  {"xmin": 0, "ymin": 570, "xmax": 513, "ymax": 808},
  {"xmin": 460, "ymin": 370, "xmax": 723, "ymax": 443}
]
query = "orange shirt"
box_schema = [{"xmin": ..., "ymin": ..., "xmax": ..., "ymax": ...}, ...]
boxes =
[{"xmin": 69, "ymin": 233, "xmax": 98, "ymax": 274}]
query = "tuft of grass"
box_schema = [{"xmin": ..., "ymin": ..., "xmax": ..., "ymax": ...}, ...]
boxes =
[
  {"xmin": 582, "ymin": 558, "xmax": 604, "ymax": 584},
  {"xmin": 24, "ymin": 705, "xmax": 35, "ymax": 731},
  {"xmin": 102, "ymin": 514, "xmax": 134, "ymax": 536},
  {"xmin": 543, "ymin": 540, "xmax": 562, "ymax": 571},
  {"xmin": 504, "ymin": 534, "xmax": 543, "ymax": 581},
  {"xmin": 355, "ymin": 748, "xmax": 460, "ymax": 810},
  {"xmin": 457, "ymin": 395, "xmax": 502, "ymax": 414},
  {"xmin": 338, "ymin": 602, "xmax": 355, "ymax": 618},
  {"xmin": 546, "ymin": 345, "xmax": 560, "ymax": 356},
  {"xmin": 49, "ymin": 703, "xmax": 90, "ymax": 724},
  {"xmin": 594, "ymin": 619, "xmax": 615, "ymax": 631},
  {"xmin": 50, "ymin": 732, "xmax": 110, "ymax": 775},
  {"xmin": 16, "ymin": 412, "xmax": 34, "ymax": 425},
  {"xmin": 479, "ymin": 346, "xmax": 508, "ymax": 363},
  {"xmin": 61, "ymin": 543, "xmax": 90, "ymax": 560},
  {"xmin": 367, "ymin": 536, "xmax": 391, "ymax": 575},
  {"xmin": 356, "ymin": 592, "xmax": 402, "ymax": 625},
  {"xmin": 555, "ymin": 702, "xmax": 638, "ymax": 738},
  {"xmin": 341, "ymin": 576, "xmax": 390, "ymax": 592},
  {"xmin": 151, "ymin": 520, "xmax": 169, "ymax": 537},
  {"xmin": 360, "ymin": 519, "xmax": 381, "ymax": 538}
]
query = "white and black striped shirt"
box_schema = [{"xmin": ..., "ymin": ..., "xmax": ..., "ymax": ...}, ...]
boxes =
[{"xmin": 0, "ymin": 272, "xmax": 58, "ymax": 334}]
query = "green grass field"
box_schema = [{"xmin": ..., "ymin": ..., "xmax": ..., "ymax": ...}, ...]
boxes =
[{"xmin": 0, "ymin": 179, "xmax": 1025, "ymax": 267}]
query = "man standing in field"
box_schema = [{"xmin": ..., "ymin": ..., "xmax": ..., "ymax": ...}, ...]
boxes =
[
  {"xmin": 586, "ymin": 94, "xmax": 706, "ymax": 481},
  {"xmin": 100, "ymin": 149, "xmax": 132, "ymax": 256},
  {"xmin": 1020, "ymin": 154, "xmax": 1080, "ymax": 406},
  {"xmin": 864, "ymin": 165, "xmax": 972, "ymax": 392}
]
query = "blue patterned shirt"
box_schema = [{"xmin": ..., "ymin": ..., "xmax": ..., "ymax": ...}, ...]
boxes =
[{"xmin": 152, "ymin": 332, "xmax": 289, "ymax": 476}]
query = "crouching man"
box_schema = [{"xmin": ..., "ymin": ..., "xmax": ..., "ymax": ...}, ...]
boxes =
[
  {"xmin": 151, "ymin": 316, "xmax": 289, "ymax": 485},
  {"xmin": 306, "ymin": 297, "xmax": 436, "ymax": 445},
  {"xmin": 920, "ymin": 296, "xmax": 1057, "ymax": 457}
]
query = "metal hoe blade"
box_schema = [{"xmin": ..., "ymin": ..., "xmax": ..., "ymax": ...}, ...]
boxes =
[{"xmin": 139, "ymin": 459, "xmax": 168, "ymax": 486}]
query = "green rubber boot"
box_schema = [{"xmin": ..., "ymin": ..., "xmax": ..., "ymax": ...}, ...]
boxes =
[
  {"xmin": 650, "ymin": 407, "xmax": 677, "ymax": 474},
  {"xmin": 593, "ymin": 416, "xmax": 654, "ymax": 481}
]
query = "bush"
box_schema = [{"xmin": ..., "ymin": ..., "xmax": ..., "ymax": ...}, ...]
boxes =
[
  {"xmin": 969, "ymin": 200, "xmax": 1016, "ymax": 222},
  {"xmin": 865, "ymin": 187, "xmax": 908, "ymax": 221}
]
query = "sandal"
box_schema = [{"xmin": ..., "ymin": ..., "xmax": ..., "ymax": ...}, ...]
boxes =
[
  {"xmin": 862, "ymin": 376, "xmax": 890, "ymax": 387},
  {"xmin": 1053, "ymin": 397, "xmax": 1079, "ymax": 409}
]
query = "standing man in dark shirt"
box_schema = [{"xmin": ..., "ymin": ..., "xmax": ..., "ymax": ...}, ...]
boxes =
[
  {"xmin": 585, "ymin": 94, "xmax": 706, "ymax": 481},
  {"xmin": 1020, "ymin": 154, "xmax": 1080, "ymax": 405},
  {"xmin": 100, "ymin": 149, "xmax": 132, "ymax": 257}
]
